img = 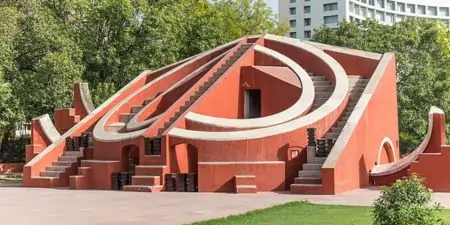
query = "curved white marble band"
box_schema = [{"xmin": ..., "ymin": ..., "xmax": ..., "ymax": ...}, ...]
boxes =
[
  {"xmin": 125, "ymin": 51, "xmax": 228, "ymax": 132},
  {"xmin": 93, "ymin": 38, "xmax": 242, "ymax": 142},
  {"xmin": 34, "ymin": 114, "xmax": 61, "ymax": 143},
  {"xmin": 168, "ymin": 34, "xmax": 349, "ymax": 141},
  {"xmin": 370, "ymin": 106, "xmax": 443, "ymax": 176},
  {"xmin": 183, "ymin": 45, "xmax": 314, "ymax": 129},
  {"xmin": 78, "ymin": 83, "xmax": 95, "ymax": 114}
]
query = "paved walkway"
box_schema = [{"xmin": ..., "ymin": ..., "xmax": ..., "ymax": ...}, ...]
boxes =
[{"xmin": 0, "ymin": 187, "xmax": 449, "ymax": 225}]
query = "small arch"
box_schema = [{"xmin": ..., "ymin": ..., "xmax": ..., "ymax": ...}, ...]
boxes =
[
  {"xmin": 121, "ymin": 145, "xmax": 140, "ymax": 173},
  {"xmin": 377, "ymin": 137, "xmax": 396, "ymax": 165},
  {"xmin": 170, "ymin": 143, "xmax": 198, "ymax": 174}
]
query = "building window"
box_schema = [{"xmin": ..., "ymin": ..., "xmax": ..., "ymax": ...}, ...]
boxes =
[
  {"xmin": 304, "ymin": 18, "xmax": 311, "ymax": 26},
  {"xmin": 324, "ymin": 3, "xmax": 338, "ymax": 12},
  {"xmin": 290, "ymin": 32, "xmax": 297, "ymax": 38},
  {"xmin": 324, "ymin": 15, "xmax": 338, "ymax": 24},
  {"xmin": 304, "ymin": 30, "xmax": 311, "ymax": 39},
  {"xmin": 290, "ymin": 0, "xmax": 296, "ymax": 3},
  {"xmin": 396, "ymin": 15, "xmax": 404, "ymax": 22},
  {"xmin": 368, "ymin": 9, "xmax": 375, "ymax": 19},
  {"xmin": 397, "ymin": 3, "xmax": 405, "ymax": 12},
  {"xmin": 304, "ymin": 6, "xmax": 311, "ymax": 13},
  {"xmin": 407, "ymin": 4, "xmax": 415, "ymax": 13},
  {"xmin": 369, "ymin": 0, "xmax": 375, "ymax": 6},
  {"xmin": 376, "ymin": 11, "xmax": 385, "ymax": 21},
  {"xmin": 428, "ymin": 6, "xmax": 437, "ymax": 16},
  {"xmin": 289, "ymin": 20, "xmax": 297, "ymax": 28},
  {"xmin": 290, "ymin": 7, "xmax": 296, "ymax": 15},
  {"xmin": 386, "ymin": 13, "xmax": 394, "ymax": 24},
  {"xmin": 440, "ymin": 7, "xmax": 449, "ymax": 17},
  {"xmin": 417, "ymin": 5, "xmax": 426, "ymax": 15},
  {"xmin": 354, "ymin": 4, "xmax": 360, "ymax": 15},
  {"xmin": 376, "ymin": 0, "xmax": 384, "ymax": 8},
  {"xmin": 386, "ymin": 1, "xmax": 395, "ymax": 11},
  {"xmin": 361, "ymin": 7, "xmax": 367, "ymax": 17}
]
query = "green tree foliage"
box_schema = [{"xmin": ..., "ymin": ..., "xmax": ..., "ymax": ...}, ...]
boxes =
[
  {"xmin": 372, "ymin": 174, "xmax": 443, "ymax": 225},
  {"xmin": 0, "ymin": 0, "xmax": 287, "ymax": 133},
  {"xmin": 312, "ymin": 19, "xmax": 450, "ymax": 153}
]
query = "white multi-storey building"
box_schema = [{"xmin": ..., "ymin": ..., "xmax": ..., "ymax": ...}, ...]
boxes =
[{"xmin": 279, "ymin": 0, "xmax": 450, "ymax": 39}]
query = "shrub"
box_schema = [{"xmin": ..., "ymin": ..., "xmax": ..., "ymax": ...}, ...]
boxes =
[{"xmin": 372, "ymin": 174, "xmax": 443, "ymax": 225}]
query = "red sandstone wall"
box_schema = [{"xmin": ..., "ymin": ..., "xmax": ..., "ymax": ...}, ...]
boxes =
[
  {"xmin": 198, "ymin": 163, "xmax": 285, "ymax": 192},
  {"xmin": 324, "ymin": 54, "xmax": 399, "ymax": 194},
  {"xmin": 241, "ymin": 66, "xmax": 301, "ymax": 117}
]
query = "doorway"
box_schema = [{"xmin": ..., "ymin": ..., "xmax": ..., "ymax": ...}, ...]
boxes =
[{"xmin": 244, "ymin": 89, "xmax": 261, "ymax": 118}]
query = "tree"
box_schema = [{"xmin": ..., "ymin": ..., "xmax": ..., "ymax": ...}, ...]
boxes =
[
  {"xmin": 372, "ymin": 174, "xmax": 443, "ymax": 225},
  {"xmin": 0, "ymin": 0, "xmax": 287, "ymax": 128},
  {"xmin": 312, "ymin": 19, "xmax": 450, "ymax": 153}
]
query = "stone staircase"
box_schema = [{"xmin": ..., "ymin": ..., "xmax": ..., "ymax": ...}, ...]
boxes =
[
  {"xmin": 122, "ymin": 165, "xmax": 166, "ymax": 192},
  {"xmin": 106, "ymin": 92, "xmax": 162, "ymax": 132},
  {"xmin": 310, "ymin": 76, "xmax": 334, "ymax": 111},
  {"xmin": 30, "ymin": 133, "xmax": 93, "ymax": 187},
  {"xmin": 157, "ymin": 44, "xmax": 252, "ymax": 135},
  {"xmin": 235, "ymin": 175, "xmax": 257, "ymax": 194},
  {"xmin": 291, "ymin": 76, "xmax": 369, "ymax": 193}
]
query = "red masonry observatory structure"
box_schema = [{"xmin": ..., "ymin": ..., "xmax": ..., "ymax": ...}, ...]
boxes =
[{"xmin": 23, "ymin": 34, "xmax": 450, "ymax": 194}]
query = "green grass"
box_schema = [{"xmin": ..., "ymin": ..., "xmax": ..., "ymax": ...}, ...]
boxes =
[
  {"xmin": 0, "ymin": 173, "xmax": 23, "ymax": 182},
  {"xmin": 191, "ymin": 201, "xmax": 450, "ymax": 225}
]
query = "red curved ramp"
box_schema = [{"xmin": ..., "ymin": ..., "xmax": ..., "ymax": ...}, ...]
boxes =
[{"xmin": 370, "ymin": 106, "xmax": 446, "ymax": 185}]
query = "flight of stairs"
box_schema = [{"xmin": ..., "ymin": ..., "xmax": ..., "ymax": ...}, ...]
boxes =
[
  {"xmin": 31, "ymin": 133, "xmax": 93, "ymax": 187},
  {"xmin": 122, "ymin": 165, "xmax": 165, "ymax": 192},
  {"xmin": 291, "ymin": 75, "xmax": 369, "ymax": 193},
  {"xmin": 157, "ymin": 44, "xmax": 252, "ymax": 135},
  {"xmin": 106, "ymin": 93, "xmax": 162, "ymax": 133},
  {"xmin": 34, "ymin": 150, "xmax": 83, "ymax": 187},
  {"xmin": 310, "ymin": 76, "xmax": 334, "ymax": 111}
]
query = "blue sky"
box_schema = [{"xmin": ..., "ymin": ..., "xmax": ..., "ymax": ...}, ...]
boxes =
[{"xmin": 264, "ymin": 0, "xmax": 278, "ymax": 13}]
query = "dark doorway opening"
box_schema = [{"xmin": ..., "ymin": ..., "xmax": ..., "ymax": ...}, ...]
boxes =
[{"xmin": 244, "ymin": 89, "xmax": 261, "ymax": 118}]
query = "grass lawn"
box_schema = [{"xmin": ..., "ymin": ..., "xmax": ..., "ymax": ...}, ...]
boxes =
[
  {"xmin": 192, "ymin": 201, "xmax": 450, "ymax": 225},
  {"xmin": 0, "ymin": 173, "xmax": 23, "ymax": 185}
]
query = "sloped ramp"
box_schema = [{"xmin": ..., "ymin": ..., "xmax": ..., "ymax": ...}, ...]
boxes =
[{"xmin": 370, "ymin": 106, "xmax": 444, "ymax": 179}]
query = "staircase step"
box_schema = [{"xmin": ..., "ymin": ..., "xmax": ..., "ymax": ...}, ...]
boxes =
[
  {"xmin": 235, "ymin": 185, "xmax": 257, "ymax": 194},
  {"xmin": 46, "ymin": 166, "xmax": 69, "ymax": 172},
  {"xmin": 314, "ymin": 85, "xmax": 334, "ymax": 92},
  {"xmin": 308, "ymin": 156, "xmax": 327, "ymax": 164},
  {"xmin": 331, "ymin": 127, "xmax": 343, "ymax": 134},
  {"xmin": 131, "ymin": 106, "xmax": 144, "ymax": 114},
  {"xmin": 313, "ymin": 80, "xmax": 331, "ymax": 85},
  {"xmin": 294, "ymin": 177, "xmax": 322, "ymax": 184},
  {"xmin": 64, "ymin": 151, "xmax": 83, "ymax": 157},
  {"xmin": 143, "ymin": 99, "xmax": 152, "ymax": 105},
  {"xmin": 315, "ymin": 92, "xmax": 333, "ymax": 99},
  {"xmin": 40, "ymin": 171, "xmax": 62, "ymax": 178},
  {"xmin": 119, "ymin": 113, "xmax": 135, "ymax": 123},
  {"xmin": 58, "ymin": 155, "xmax": 79, "ymax": 162},
  {"xmin": 106, "ymin": 122, "xmax": 125, "ymax": 132},
  {"xmin": 132, "ymin": 175, "xmax": 161, "ymax": 186},
  {"xmin": 135, "ymin": 165, "xmax": 166, "ymax": 175},
  {"xmin": 52, "ymin": 161, "xmax": 74, "ymax": 167},
  {"xmin": 298, "ymin": 170, "xmax": 322, "ymax": 177},
  {"xmin": 290, "ymin": 183, "xmax": 325, "ymax": 194},
  {"xmin": 311, "ymin": 76, "xmax": 327, "ymax": 81},
  {"xmin": 122, "ymin": 185, "xmax": 163, "ymax": 192},
  {"xmin": 325, "ymin": 132, "xmax": 340, "ymax": 139},
  {"xmin": 303, "ymin": 163, "xmax": 323, "ymax": 171}
]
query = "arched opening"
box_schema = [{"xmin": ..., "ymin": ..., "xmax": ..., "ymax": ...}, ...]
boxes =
[
  {"xmin": 377, "ymin": 138, "xmax": 396, "ymax": 165},
  {"xmin": 166, "ymin": 143, "xmax": 199, "ymax": 192},
  {"xmin": 121, "ymin": 145, "xmax": 140, "ymax": 173},
  {"xmin": 170, "ymin": 143, "xmax": 198, "ymax": 173}
]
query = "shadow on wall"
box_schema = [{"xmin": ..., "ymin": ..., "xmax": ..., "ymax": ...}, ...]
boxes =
[{"xmin": 170, "ymin": 143, "xmax": 198, "ymax": 174}]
